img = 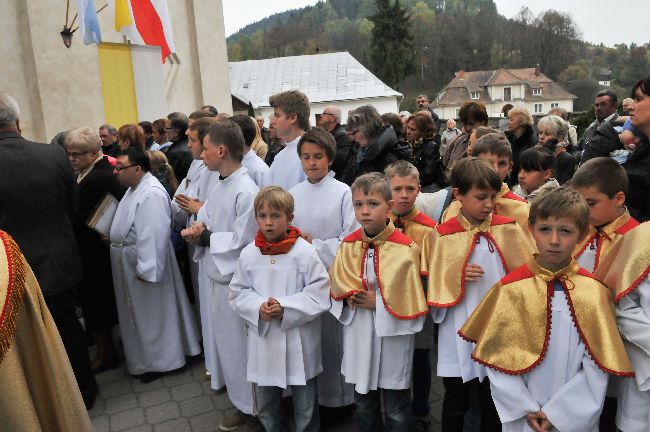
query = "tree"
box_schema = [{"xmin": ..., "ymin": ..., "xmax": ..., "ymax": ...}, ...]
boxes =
[{"xmin": 368, "ymin": 0, "xmax": 416, "ymax": 88}]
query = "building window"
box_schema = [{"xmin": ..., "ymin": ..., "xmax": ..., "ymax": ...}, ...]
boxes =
[
  {"xmin": 534, "ymin": 103, "xmax": 543, "ymax": 113},
  {"xmin": 455, "ymin": 108, "xmax": 460, "ymax": 118},
  {"xmin": 470, "ymin": 91, "xmax": 480, "ymax": 100},
  {"xmin": 550, "ymin": 103, "xmax": 559, "ymax": 108},
  {"xmin": 533, "ymin": 88, "xmax": 542, "ymax": 96},
  {"xmin": 504, "ymin": 87, "xmax": 511, "ymax": 101}
]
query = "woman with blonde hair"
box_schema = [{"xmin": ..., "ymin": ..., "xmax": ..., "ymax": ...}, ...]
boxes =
[
  {"xmin": 148, "ymin": 150, "xmax": 178, "ymax": 196},
  {"xmin": 506, "ymin": 107, "xmax": 537, "ymax": 186},
  {"xmin": 251, "ymin": 117, "xmax": 269, "ymax": 160}
]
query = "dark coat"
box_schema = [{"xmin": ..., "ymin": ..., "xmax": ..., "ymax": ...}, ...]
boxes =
[
  {"xmin": 73, "ymin": 157, "xmax": 127, "ymax": 331},
  {"xmin": 102, "ymin": 141, "xmax": 121, "ymax": 157},
  {"xmin": 330, "ymin": 124, "xmax": 358, "ymax": 186},
  {"xmin": 0, "ymin": 131, "xmax": 83, "ymax": 296},
  {"xmin": 506, "ymin": 126, "xmax": 538, "ymax": 187},
  {"xmin": 411, "ymin": 137, "xmax": 443, "ymax": 189},
  {"xmin": 580, "ymin": 121, "xmax": 622, "ymax": 164},
  {"xmin": 165, "ymin": 137, "xmax": 192, "ymax": 183},
  {"xmin": 553, "ymin": 150, "xmax": 576, "ymax": 185},
  {"xmin": 355, "ymin": 126, "xmax": 412, "ymax": 178},
  {"xmin": 624, "ymin": 139, "xmax": 650, "ymax": 222}
]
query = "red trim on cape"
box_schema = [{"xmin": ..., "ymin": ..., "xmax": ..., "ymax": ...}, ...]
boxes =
[
  {"xmin": 490, "ymin": 215, "xmax": 516, "ymax": 226},
  {"xmin": 616, "ymin": 266, "xmax": 650, "ymax": 302},
  {"xmin": 0, "ymin": 232, "xmax": 14, "ymax": 329},
  {"xmin": 343, "ymin": 229, "xmax": 363, "ymax": 243},
  {"xmin": 435, "ymin": 218, "xmax": 465, "ymax": 236},
  {"xmin": 502, "ymin": 191, "xmax": 527, "ymax": 202},
  {"xmin": 577, "ymin": 267, "xmax": 598, "ymax": 280},
  {"xmin": 412, "ymin": 212, "xmax": 437, "ymax": 228},
  {"xmin": 615, "ymin": 217, "xmax": 640, "ymax": 235},
  {"xmin": 385, "ymin": 229, "xmax": 414, "ymax": 247},
  {"xmin": 574, "ymin": 234, "xmax": 593, "ymax": 259},
  {"xmin": 499, "ymin": 264, "xmax": 535, "ymax": 286}
]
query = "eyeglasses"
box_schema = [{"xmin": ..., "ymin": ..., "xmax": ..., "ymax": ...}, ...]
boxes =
[
  {"xmin": 115, "ymin": 164, "xmax": 138, "ymax": 171},
  {"xmin": 347, "ymin": 129, "xmax": 359, "ymax": 136},
  {"xmin": 66, "ymin": 151, "xmax": 90, "ymax": 158}
]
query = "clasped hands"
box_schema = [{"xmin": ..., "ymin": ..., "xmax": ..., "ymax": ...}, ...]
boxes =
[
  {"xmin": 174, "ymin": 194, "xmax": 203, "ymax": 215},
  {"xmin": 347, "ymin": 290, "xmax": 376, "ymax": 310},
  {"xmin": 260, "ymin": 297, "xmax": 284, "ymax": 321},
  {"xmin": 526, "ymin": 410, "xmax": 552, "ymax": 431},
  {"xmin": 181, "ymin": 221, "xmax": 206, "ymax": 245}
]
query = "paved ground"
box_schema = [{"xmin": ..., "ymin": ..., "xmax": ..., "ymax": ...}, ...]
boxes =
[{"xmin": 89, "ymin": 353, "xmax": 444, "ymax": 432}]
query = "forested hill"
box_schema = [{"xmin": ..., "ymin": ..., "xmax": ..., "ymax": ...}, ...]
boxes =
[{"xmin": 227, "ymin": 0, "xmax": 649, "ymax": 111}]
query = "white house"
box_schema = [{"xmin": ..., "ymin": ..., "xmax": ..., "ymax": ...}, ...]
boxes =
[
  {"xmin": 229, "ymin": 52, "xmax": 402, "ymax": 126},
  {"xmin": 432, "ymin": 67, "xmax": 577, "ymax": 120}
]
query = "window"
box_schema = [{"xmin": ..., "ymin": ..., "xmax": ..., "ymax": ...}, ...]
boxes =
[
  {"xmin": 470, "ymin": 91, "xmax": 480, "ymax": 100},
  {"xmin": 550, "ymin": 103, "xmax": 559, "ymax": 109},
  {"xmin": 455, "ymin": 108, "xmax": 461, "ymax": 118},
  {"xmin": 533, "ymin": 88, "xmax": 542, "ymax": 96},
  {"xmin": 534, "ymin": 103, "xmax": 543, "ymax": 113},
  {"xmin": 503, "ymin": 87, "xmax": 511, "ymax": 101}
]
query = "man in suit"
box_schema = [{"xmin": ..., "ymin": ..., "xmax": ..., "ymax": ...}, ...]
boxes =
[
  {"xmin": 0, "ymin": 92, "xmax": 97, "ymax": 408},
  {"xmin": 164, "ymin": 112, "xmax": 193, "ymax": 182}
]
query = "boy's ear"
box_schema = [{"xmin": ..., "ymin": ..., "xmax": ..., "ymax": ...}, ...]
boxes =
[
  {"xmin": 614, "ymin": 191, "xmax": 626, "ymax": 207},
  {"xmin": 287, "ymin": 213, "xmax": 294, "ymax": 223},
  {"xmin": 387, "ymin": 199, "xmax": 395, "ymax": 211},
  {"xmin": 452, "ymin": 187, "xmax": 461, "ymax": 200},
  {"xmin": 543, "ymin": 169, "xmax": 552, "ymax": 181},
  {"xmin": 288, "ymin": 113, "xmax": 298, "ymax": 125}
]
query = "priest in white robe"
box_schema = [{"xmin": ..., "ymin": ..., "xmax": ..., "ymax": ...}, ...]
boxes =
[{"xmin": 109, "ymin": 148, "xmax": 201, "ymax": 381}]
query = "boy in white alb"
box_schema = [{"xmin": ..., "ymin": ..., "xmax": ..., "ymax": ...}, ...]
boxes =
[
  {"xmin": 269, "ymin": 90, "xmax": 309, "ymax": 190},
  {"xmin": 229, "ymin": 186, "xmax": 331, "ymax": 432},
  {"xmin": 329, "ymin": 173, "xmax": 429, "ymax": 432},
  {"xmin": 182, "ymin": 120, "xmax": 259, "ymax": 431},
  {"xmin": 231, "ymin": 115, "xmax": 271, "ymax": 188},
  {"xmin": 290, "ymin": 127, "xmax": 359, "ymax": 413}
]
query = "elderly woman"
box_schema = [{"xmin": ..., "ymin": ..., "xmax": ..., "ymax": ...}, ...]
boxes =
[
  {"xmin": 440, "ymin": 119, "xmax": 461, "ymax": 158},
  {"xmin": 537, "ymin": 114, "xmax": 575, "ymax": 185},
  {"xmin": 625, "ymin": 76, "xmax": 650, "ymax": 221},
  {"xmin": 406, "ymin": 112, "xmax": 443, "ymax": 190},
  {"xmin": 118, "ymin": 124, "xmax": 146, "ymax": 151},
  {"xmin": 64, "ymin": 127, "xmax": 126, "ymax": 373},
  {"xmin": 347, "ymin": 105, "xmax": 412, "ymax": 178},
  {"xmin": 505, "ymin": 107, "xmax": 537, "ymax": 186}
]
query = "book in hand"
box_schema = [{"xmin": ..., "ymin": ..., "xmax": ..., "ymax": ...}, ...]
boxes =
[{"xmin": 87, "ymin": 194, "xmax": 119, "ymax": 237}]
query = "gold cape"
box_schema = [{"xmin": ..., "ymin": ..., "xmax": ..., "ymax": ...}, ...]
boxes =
[
  {"xmin": 390, "ymin": 207, "xmax": 437, "ymax": 249},
  {"xmin": 574, "ymin": 210, "xmax": 639, "ymax": 272},
  {"xmin": 422, "ymin": 212, "xmax": 534, "ymax": 307},
  {"xmin": 459, "ymin": 259, "xmax": 634, "ymax": 377},
  {"xmin": 0, "ymin": 231, "xmax": 94, "ymax": 432},
  {"xmin": 598, "ymin": 222, "xmax": 650, "ymax": 301},
  {"xmin": 329, "ymin": 221, "xmax": 429, "ymax": 319}
]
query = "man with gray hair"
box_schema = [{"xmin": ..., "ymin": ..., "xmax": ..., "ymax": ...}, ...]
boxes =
[
  {"xmin": 99, "ymin": 123, "xmax": 120, "ymax": 157},
  {"xmin": 316, "ymin": 105, "xmax": 357, "ymax": 185},
  {"xmin": 0, "ymin": 92, "xmax": 98, "ymax": 407}
]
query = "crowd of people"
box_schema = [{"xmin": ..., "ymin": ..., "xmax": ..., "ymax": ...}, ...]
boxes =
[{"xmin": 0, "ymin": 75, "xmax": 649, "ymax": 432}]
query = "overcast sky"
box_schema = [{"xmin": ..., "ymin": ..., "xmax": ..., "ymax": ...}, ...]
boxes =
[{"xmin": 222, "ymin": 0, "xmax": 650, "ymax": 47}]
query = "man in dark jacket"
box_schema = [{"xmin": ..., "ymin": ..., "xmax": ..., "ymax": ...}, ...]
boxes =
[
  {"xmin": 164, "ymin": 113, "xmax": 193, "ymax": 182},
  {"xmin": 580, "ymin": 119, "xmax": 625, "ymax": 163},
  {"xmin": 0, "ymin": 92, "xmax": 97, "ymax": 407},
  {"xmin": 578, "ymin": 90, "xmax": 619, "ymax": 154},
  {"xmin": 317, "ymin": 106, "xmax": 357, "ymax": 185}
]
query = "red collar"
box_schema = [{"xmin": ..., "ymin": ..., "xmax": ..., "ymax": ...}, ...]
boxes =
[{"xmin": 255, "ymin": 226, "xmax": 302, "ymax": 255}]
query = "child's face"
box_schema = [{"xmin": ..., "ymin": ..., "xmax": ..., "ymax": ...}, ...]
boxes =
[
  {"xmin": 477, "ymin": 151, "xmax": 512, "ymax": 182},
  {"xmin": 186, "ymin": 129, "xmax": 203, "ymax": 159},
  {"xmin": 201, "ymin": 136, "xmax": 224, "ymax": 172},
  {"xmin": 256, "ymin": 202, "xmax": 292, "ymax": 243},
  {"xmin": 300, "ymin": 141, "xmax": 330, "ymax": 183},
  {"xmin": 390, "ymin": 175, "xmax": 420, "ymax": 215},
  {"xmin": 573, "ymin": 186, "xmax": 625, "ymax": 228},
  {"xmin": 530, "ymin": 216, "xmax": 582, "ymax": 272},
  {"xmin": 273, "ymin": 107, "xmax": 297, "ymax": 139},
  {"xmin": 454, "ymin": 186, "xmax": 497, "ymax": 226},
  {"xmin": 467, "ymin": 131, "xmax": 478, "ymax": 156},
  {"xmin": 352, "ymin": 189, "xmax": 393, "ymax": 236},
  {"xmin": 518, "ymin": 168, "xmax": 551, "ymax": 194},
  {"xmin": 538, "ymin": 126, "xmax": 557, "ymax": 146}
]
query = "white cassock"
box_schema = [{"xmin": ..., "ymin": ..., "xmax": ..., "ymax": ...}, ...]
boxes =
[
  {"xmin": 270, "ymin": 136, "xmax": 306, "ymax": 190},
  {"xmin": 195, "ymin": 166, "xmax": 259, "ymax": 414},
  {"xmin": 109, "ymin": 172, "xmax": 201, "ymax": 375},
  {"xmin": 330, "ymin": 247, "xmax": 425, "ymax": 394},
  {"xmin": 487, "ymin": 283, "xmax": 608, "ymax": 432},
  {"xmin": 229, "ymin": 238, "xmax": 331, "ymax": 388},
  {"xmin": 575, "ymin": 240, "xmax": 596, "ymax": 273},
  {"xmin": 433, "ymin": 236, "xmax": 506, "ymax": 382},
  {"xmin": 616, "ymin": 277, "xmax": 650, "ymax": 432},
  {"xmin": 290, "ymin": 173, "xmax": 359, "ymax": 406},
  {"xmin": 242, "ymin": 150, "xmax": 271, "ymax": 188},
  {"xmin": 415, "ymin": 189, "xmax": 452, "ymax": 223}
]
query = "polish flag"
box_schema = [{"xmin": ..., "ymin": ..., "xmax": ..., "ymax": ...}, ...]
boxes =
[{"xmin": 109, "ymin": 0, "xmax": 176, "ymax": 62}]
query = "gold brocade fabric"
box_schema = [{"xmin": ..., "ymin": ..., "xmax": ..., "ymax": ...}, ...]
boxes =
[
  {"xmin": 459, "ymin": 259, "xmax": 634, "ymax": 376},
  {"xmin": 329, "ymin": 221, "xmax": 429, "ymax": 319},
  {"xmin": 573, "ymin": 210, "xmax": 639, "ymax": 272},
  {"xmin": 390, "ymin": 207, "xmax": 436, "ymax": 247},
  {"xmin": 422, "ymin": 212, "xmax": 534, "ymax": 307},
  {"xmin": 0, "ymin": 231, "xmax": 94, "ymax": 432},
  {"xmin": 0, "ymin": 231, "xmax": 26, "ymax": 363},
  {"xmin": 599, "ymin": 222, "xmax": 650, "ymax": 301}
]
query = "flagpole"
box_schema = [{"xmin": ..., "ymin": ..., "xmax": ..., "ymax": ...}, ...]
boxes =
[
  {"xmin": 72, "ymin": 3, "xmax": 108, "ymax": 33},
  {"xmin": 65, "ymin": 0, "xmax": 70, "ymax": 26}
]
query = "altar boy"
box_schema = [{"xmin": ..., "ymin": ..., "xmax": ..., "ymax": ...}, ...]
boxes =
[{"xmin": 229, "ymin": 186, "xmax": 331, "ymax": 432}]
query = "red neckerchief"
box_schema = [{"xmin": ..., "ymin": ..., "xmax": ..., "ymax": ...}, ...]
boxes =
[{"xmin": 255, "ymin": 226, "xmax": 302, "ymax": 255}]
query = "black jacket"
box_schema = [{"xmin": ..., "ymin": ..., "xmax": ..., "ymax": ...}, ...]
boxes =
[
  {"xmin": 0, "ymin": 131, "xmax": 83, "ymax": 296},
  {"xmin": 355, "ymin": 126, "xmax": 412, "ymax": 178},
  {"xmin": 506, "ymin": 126, "xmax": 538, "ymax": 187},
  {"xmin": 553, "ymin": 150, "xmax": 576, "ymax": 185},
  {"xmin": 102, "ymin": 141, "xmax": 120, "ymax": 157},
  {"xmin": 330, "ymin": 124, "xmax": 358, "ymax": 186},
  {"xmin": 411, "ymin": 137, "xmax": 443, "ymax": 189},
  {"xmin": 624, "ymin": 139, "xmax": 650, "ymax": 222},
  {"xmin": 165, "ymin": 137, "xmax": 192, "ymax": 183},
  {"xmin": 581, "ymin": 121, "xmax": 623, "ymax": 164}
]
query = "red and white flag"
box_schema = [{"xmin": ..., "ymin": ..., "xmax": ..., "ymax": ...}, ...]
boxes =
[{"xmin": 109, "ymin": 0, "xmax": 176, "ymax": 62}]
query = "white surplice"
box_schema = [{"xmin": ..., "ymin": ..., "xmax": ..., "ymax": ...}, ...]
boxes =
[
  {"xmin": 486, "ymin": 285, "xmax": 608, "ymax": 432},
  {"xmin": 194, "ymin": 166, "xmax": 259, "ymax": 414},
  {"xmin": 616, "ymin": 277, "xmax": 650, "ymax": 432},
  {"xmin": 242, "ymin": 149, "xmax": 271, "ymax": 188},
  {"xmin": 575, "ymin": 240, "xmax": 597, "ymax": 273},
  {"xmin": 229, "ymin": 238, "xmax": 331, "ymax": 388},
  {"xmin": 330, "ymin": 247, "xmax": 425, "ymax": 395},
  {"xmin": 270, "ymin": 136, "xmax": 306, "ymax": 190},
  {"xmin": 290, "ymin": 173, "xmax": 359, "ymax": 406},
  {"xmin": 109, "ymin": 173, "xmax": 201, "ymax": 375},
  {"xmin": 433, "ymin": 235, "xmax": 506, "ymax": 382}
]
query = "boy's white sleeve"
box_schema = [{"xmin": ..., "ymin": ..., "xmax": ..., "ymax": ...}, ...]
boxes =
[
  {"xmin": 330, "ymin": 297, "xmax": 356, "ymax": 325},
  {"xmin": 311, "ymin": 188, "xmax": 359, "ymax": 269},
  {"xmin": 542, "ymin": 354, "xmax": 608, "ymax": 431},
  {"xmin": 228, "ymin": 253, "xmax": 269, "ymax": 336},
  {"xmin": 486, "ymin": 367, "xmax": 540, "ymax": 424},
  {"xmin": 616, "ymin": 278, "xmax": 650, "ymax": 390},
  {"xmin": 278, "ymin": 249, "xmax": 332, "ymax": 331}
]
